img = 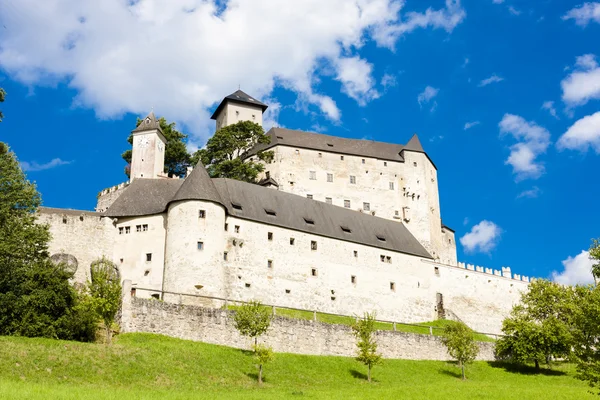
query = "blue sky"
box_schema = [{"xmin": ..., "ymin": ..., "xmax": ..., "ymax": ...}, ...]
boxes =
[{"xmin": 1, "ymin": 0, "xmax": 599, "ymax": 284}]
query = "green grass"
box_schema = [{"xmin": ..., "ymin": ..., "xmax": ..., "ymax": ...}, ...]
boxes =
[{"xmin": 0, "ymin": 333, "xmax": 593, "ymax": 399}]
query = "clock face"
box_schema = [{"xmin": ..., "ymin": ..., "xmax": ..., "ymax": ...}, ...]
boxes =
[{"xmin": 137, "ymin": 136, "xmax": 150, "ymax": 148}]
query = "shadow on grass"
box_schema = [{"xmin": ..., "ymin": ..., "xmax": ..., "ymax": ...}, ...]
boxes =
[
  {"xmin": 245, "ymin": 372, "xmax": 269, "ymax": 383},
  {"xmin": 487, "ymin": 361, "xmax": 567, "ymax": 376},
  {"xmin": 349, "ymin": 369, "xmax": 379, "ymax": 383},
  {"xmin": 438, "ymin": 368, "xmax": 462, "ymax": 379}
]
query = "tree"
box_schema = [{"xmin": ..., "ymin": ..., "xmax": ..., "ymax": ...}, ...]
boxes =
[
  {"xmin": 191, "ymin": 121, "xmax": 274, "ymax": 183},
  {"xmin": 352, "ymin": 312, "xmax": 382, "ymax": 383},
  {"xmin": 88, "ymin": 257, "xmax": 122, "ymax": 345},
  {"xmin": 122, "ymin": 117, "xmax": 191, "ymax": 178},
  {"xmin": 441, "ymin": 321, "xmax": 479, "ymax": 380},
  {"xmin": 253, "ymin": 343, "xmax": 274, "ymax": 385},
  {"xmin": 496, "ymin": 279, "xmax": 576, "ymax": 371},
  {"xmin": 0, "ymin": 87, "xmax": 5, "ymax": 122},
  {"xmin": 590, "ymin": 239, "xmax": 600, "ymax": 286},
  {"xmin": 572, "ymin": 285, "xmax": 600, "ymax": 393},
  {"xmin": 0, "ymin": 142, "xmax": 96, "ymax": 341},
  {"xmin": 233, "ymin": 300, "xmax": 272, "ymax": 347}
]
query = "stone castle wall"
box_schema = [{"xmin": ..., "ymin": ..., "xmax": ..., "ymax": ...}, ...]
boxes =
[
  {"xmin": 96, "ymin": 181, "xmax": 129, "ymax": 212},
  {"xmin": 121, "ymin": 282, "xmax": 496, "ymax": 361}
]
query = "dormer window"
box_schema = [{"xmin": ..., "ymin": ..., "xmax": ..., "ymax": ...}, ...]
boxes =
[
  {"xmin": 145, "ymin": 118, "xmax": 150, "ymax": 124},
  {"xmin": 265, "ymin": 209, "xmax": 276, "ymax": 217},
  {"xmin": 232, "ymin": 202, "xmax": 242, "ymax": 211},
  {"xmin": 341, "ymin": 226, "xmax": 352, "ymax": 234},
  {"xmin": 376, "ymin": 235, "xmax": 386, "ymax": 242},
  {"xmin": 304, "ymin": 218, "xmax": 315, "ymax": 225},
  {"xmin": 277, "ymin": 136, "xmax": 284, "ymax": 139},
  {"xmin": 327, "ymin": 143, "xmax": 333, "ymax": 147}
]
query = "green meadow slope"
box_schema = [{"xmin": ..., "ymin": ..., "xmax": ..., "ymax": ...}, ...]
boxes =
[{"xmin": 0, "ymin": 333, "xmax": 592, "ymax": 399}]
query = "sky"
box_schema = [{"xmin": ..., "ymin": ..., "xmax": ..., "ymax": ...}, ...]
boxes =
[{"xmin": 0, "ymin": 0, "xmax": 599, "ymax": 285}]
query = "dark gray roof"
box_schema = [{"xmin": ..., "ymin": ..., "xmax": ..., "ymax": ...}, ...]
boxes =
[
  {"xmin": 213, "ymin": 178, "xmax": 432, "ymax": 259},
  {"xmin": 171, "ymin": 162, "xmax": 223, "ymax": 205},
  {"xmin": 104, "ymin": 178, "xmax": 183, "ymax": 217},
  {"xmin": 210, "ymin": 90, "xmax": 268, "ymax": 120},
  {"xmin": 132, "ymin": 111, "xmax": 163, "ymax": 134},
  {"xmin": 258, "ymin": 177, "xmax": 279, "ymax": 187},
  {"xmin": 246, "ymin": 127, "xmax": 407, "ymax": 162},
  {"xmin": 403, "ymin": 134, "xmax": 425, "ymax": 153},
  {"xmin": 39, "ymin": 207, "xmax": 101, "ymax": 216}
]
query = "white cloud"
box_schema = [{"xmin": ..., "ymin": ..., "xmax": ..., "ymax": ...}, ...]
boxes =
[
  {"xmin": 508, "ymin": 6, "xmax": 521, "ymax": 15},
  {"xmin": 417, "ymin": 86, "xmax": 439, "ymax": 111},
  {"xmin": 380, "ymin": 73, "xmax": 398, "ymax": 90},
  {"xmin": 460, "ymin": 220, "xmax": 502, "ymax": 254},
  {"xmin": 0, "ymin": 0, "xmax": 466, "ymax": 146},
  {"xmin": 561, "ymin": 54, "xmax": 600, "ymax": 107},
  {"xmin": 499, "ymin": 114, "xmax": 551, "ymax": 181},
  {"xmin": 562, "ymin": 2, "xmax": 600, "ymax": 26},
  {"xmin": 541, "ymin": 101, "xmax": 558, "ymax": 119},
  {"xmin": 557, "ymin": 111, "xmax": 600, "ymax": 154},
  {"xmin": 552, "ymin": 250, "xmax": 595, "ymax": 286},
  {"xmin": 492, "ymin": 0, "xmax": 504, "ymax": 4},
  {"xmin": 478, "ymin": 74, "xmax": 504, "ymax": 87},
  {"xmin": 462, "ymin": 57, "xmax": 469, "ymax": 68},
  {"xmin": 464, "ymin": 121, "xmax": 480, "ymax": 130},
  {"xmin": 516, "ymin": 186, "xmax": 541, "ymax": 199},
  {"xmin": 21, "ymin": 158, "xmax": 71, "ymax": 172}
]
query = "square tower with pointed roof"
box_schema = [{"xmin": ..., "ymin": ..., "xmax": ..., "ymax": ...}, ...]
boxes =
[
  {"xmin": 210, "ymin": 90, "xmax": 268, "ymax": 131},
  {"xmin": 130, "ymin": 112, "xmax": 167, "ymax": 180}
]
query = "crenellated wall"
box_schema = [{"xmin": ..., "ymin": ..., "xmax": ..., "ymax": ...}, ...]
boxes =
[{"xmin": 96, "ymin": 181, "xmax": 129, "ymax": 212}]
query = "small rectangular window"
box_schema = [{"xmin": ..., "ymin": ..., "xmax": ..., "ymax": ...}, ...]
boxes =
[
  {"xmin": 361, "ymin": 159, "xmax": 365, "ymax": 164},
  {"xmin": 290, "ymin": 237, "xmax": 295, "ymax": 245},
  {"xmin": 380, "ymin": 255, "xmax": 385, "ymax": 262},
  {"xmin": 268, "ymin": 260, "xmax": 273, "ymax": 268},
  {"xmin": 386, "ymin": 256, "xmax": 392, "ymax": 263},
  {"xmin": 285, "ymin": 289, "xmax": 291, "ymax": 294},
  {"xmin": 349, "ymin": 175, "xmax": 356, "ymax": 184},
  {"xmin": 389, "ymin": 182, "xmax": 394, "ymax": 190},
  {"xmin": 265, "ymin": 171, "xmax": 270, "ymax": 179},
  {"xmin": 390, "ymin": 282, "xmax": 396, "ymax": 291},
  {"xmin": 325, "ymin": 197, "xmax": 332, "ymax": 204},
  {"xmin": 146, "ymin": 253, "xmax": 152, "ymax": 262},
  {"xmin": 354, "ymin": 250, "xmax": 358, "ymax": 257},
  {"xmin": 307, "ymin": 194, "xmax": 313, "ymax": 199},
  {"xmin": 224, "ymin": 252, "xmax": 228, "ymax": 261},
  {"xmin": 311, "ymin": 241, "xmax": 317, "ymax": 250},
  {"xmin": 119, "ymin": 227, "xmax": 124, "ymax": 235},
  {"xmin": 309, "ymin": 171, "xmax": 316, "ymax": 180},
  {"xmin": 224, "ymin": 223, "xmax": 229, "ymax": 231},
  {"xmin": 413, "ymin": 162, "xmax": 417, "ymax": 167},
  {"xmin": 363, "ymin": 202, "xmax": 370, "ymax": 211},
  {"xmin": 351, "ymin": 275, "xmax": 357, "ymax": 284},
  {"xmin": 136, "ymin": 225, "xmax": 142, "ymax": 232},
  {"xmin": 142, "ymin": 224, "xmax": 148, "ymax": 231},
  {"xmin": 125, "ymin": 226, "xmax": 131, "ymax": 234},
  {"xmin": 384, "ymin": 162, "xmax": 387, "ymax": 167},
  {"xmin": 318, "ymin": 152, "xmax": 322, "ymax": 157},
  {"xmin": 340, "ymin": 155, "xmax": 344, "ymax": 160},
  {"xmin": 311, "ymin": 268, "xmax": 318, "ymax": 276},
  {"xmin": 199, "ymin": 210, "xmax": 206, "ymax": 218},
  {"xmin": 268, "ymin": 232, "xmax": 273, "ymax": 241},
  {"xmin": 327, "ymin": 173, "xmax": 333, "ymax": 182},
  {"xmin": 344, "ymin": 200, "xmax": 351, "ymax": 208},
  {"xmin": 234, "ymin": 225, "xmax": 240, "ymax": 233},
  {"xmin": 295, "ymin": 149, "xmax": 300, "ymax": 155},
  {"xmin": 197, "ymin": 241, "xmax": 204, "ymax": 250},
  {"xmin": 245, "ymin": 283, "xmax": 251, "ymax": 288},
  {"xmin": 435, "ymin": 266, "xmax": 440, "ymax": 276}
]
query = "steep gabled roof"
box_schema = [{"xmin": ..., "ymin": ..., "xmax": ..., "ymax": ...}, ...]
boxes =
[
  {"xmin": 403, "ymin": 134, "xmax": 425, "ymax": 153},
  {"xmin": 103, "ymin": 179, "xmax": 183, "ymax": 217},
  {"xmin": 210, "ymin": 90, "xmax": 268, "ymax": 120},
  {"xmin": 171, "ymin": 162, "xmax": 224, "ymax": 205},
  {"xmin": 132, "ymin": 111, "xmax": 163, "ymax": 134}
]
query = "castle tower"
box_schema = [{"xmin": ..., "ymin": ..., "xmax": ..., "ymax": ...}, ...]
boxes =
[
  {"xmin": 210, "ymin": 90, "xmax": 268, "ymax": 131},
  {"xmin": 130, "ymin": 112, "xmax": 167, "ymax": 180}
]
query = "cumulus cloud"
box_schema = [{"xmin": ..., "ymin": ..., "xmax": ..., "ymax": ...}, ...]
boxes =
[
  {"xmin": 562, "ymin": 2, "xmax": 600, "ymax": 26},
  {"xmin": 0, "ymin": 0, "xmax": 467, "ymax": 146},
  {"xmin": 541, "ymin": 101, "xmax": 558, "ymax": 119},
  {"xmin": 561, "ymin": 54, "xmax": 600, "ymax": 107},
  {"xmin": 464, "ymin": 121, "xmax": 480, "ymax": 130},
  {"xmin": 380, "ymin": 73, "xmax": 398, "ymax": 90},
  {"xmin": 417, "ymin": 86, "xmax": 439, "ymax": 111},
  {"xmin": 460, "ymin": 220, "xmax": 502, "ymax": 254},
  {"xmin": 552, "ymin": 250, "xmax": 595, "ymax": 286},
  {"xmin": 499, "ymin": 114, "xmax": 551, "ymax": 181},
  {"xmin": 516, "ymin": 186, "xmax": 541, "ymax": 199},
  {"xmin": 478, "ymin": 74, "xmax": 504, "ymax": 87},
  {"xmin": 557, "ymin": 111, "xmax": 600, "ymax": 154},
  {"xmin": 20, "ymin": 158, "xmax": 71, "ymax": 172}
]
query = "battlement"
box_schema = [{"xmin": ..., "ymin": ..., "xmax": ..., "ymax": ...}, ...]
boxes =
[
  {"xmin": 456, "ymin": 261, "xmax": 530, "ymax": 282},
  {"xmin": 98, "ymin": 181, "xmax": 130, "ymax": 198}
]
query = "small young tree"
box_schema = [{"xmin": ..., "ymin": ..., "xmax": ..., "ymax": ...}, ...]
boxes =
[
  {"xmin": 352, "ymin": 312, "xmax": 382, "ymax": 383},
  {"xmin": 233, "ymin": 300, "xmax": 272, "ymax": 347},
  {"xmin": 88, "ymin": 257, "xmax": 122, "ymax": 344},
  {"xmin": 441, "ymin": 322, "xmax": 479, "ymax": 380},
  {"xmin": 253, "ymin": 343, "xmax": 274, "ymax": 385},
  {"xmin": 590, "ymin": 239, "xmax": 600, "ymax": 286}
]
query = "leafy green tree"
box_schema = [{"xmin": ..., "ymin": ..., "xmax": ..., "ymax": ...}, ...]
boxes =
[
  {"xmin": 496, "ymin": 279, "xmax": 576, "ymax": 371},
  {"xmin": 233, "ymin": 300, "xmax": 272, "ymax": 347},
  {"xmin": 0, "ymin": 142, "xmax": 96, "ymax": 341},
  {"xmin": 0, "ymin": 87, "xmax": 5, "ymax": 122},
  {"xmin": 572, "ymin": 285, "xmax": 600, "ymax": 393},
  {"xmin": 122, "ymin": 117, "xmax": 191, "ymax": 178},
  {"xmin": 441, "ymin": 321, "xmax": 479, "ymax": 380},
  {"xmin": 590, "ymin": 239, "xmax": 600, "ymax": 286},
  {"xmin": 191, "ymin": 121, "xmax": 274, "ymax": 183},
  {"xmin": 352, "ymin": 312, "xmax": 382, "ymax": 383},
  {"xmin": 253, "ymin": 343, "xmax": 274, "ymax": 385},
  {"xmin": 88, "ymin": 257, "xmax": 122, "ymax": 345}
]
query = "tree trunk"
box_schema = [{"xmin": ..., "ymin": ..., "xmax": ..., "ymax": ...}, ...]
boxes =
[
  {"xmin": 461, "ymin": 361, "xmax": 465, "ymax": 380},
  {"xmin": 258, "ymin": 364, "xmax": 263, "ymax": 385},
  {"xmin": 105, "ymin": 324, "xmax": 112, "ymax": 345},
  {"xmin": 534, "ymin": 359, "xmax": 540, "ymax": 371},
  {"xmin": 368, "ymin": 365, "xmax": 371, "ymax": 383},
  {"xmin": 254, "ymin": 336, "xmax": 257, "ymax": 351}
]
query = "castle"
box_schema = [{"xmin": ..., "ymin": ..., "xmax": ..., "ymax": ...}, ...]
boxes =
[{"xmin": 39, "ymin": 90, "xmax": 530, "ymax": 335}]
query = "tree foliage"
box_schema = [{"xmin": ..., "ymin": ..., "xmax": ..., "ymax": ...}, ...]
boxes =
[
  {"xmin": 352, "ymin": 312, "xmax": 382, "ymax": 383},
  {"xmin": 0, "ymin": 142, "xmax": 96, "ymax": 341},
  {"xmin": 590, "ymin": 239, "xmax": 600, "ymax": 286},
  {"xmin": 441, "ymin": 321, "xmax": 479, "ymax": 380},
  {"xmin": 122, "ymin": 117, "xmax": 191, "ymax": 178},
  {"xmin": 0, "ymin": 87, "xmax": 5, "ymax": 122},
  {"xmin": 88, "ymin": 257, "xmax": 122, "ymax": 345},
  {"xmin": 233, "ymin": 300, "xmax": 272, "ymax": 347},
  {"xmin": 496, "ymin": 279, "xmax": 576, "ymax": 370},
  {"xmin": 570, "ymin": 285, "xmax": 600, "ymax": 393},
  {"xmin": 191, "ymin": 121, "xmax": 274, "ymax": 183},
  {"xmin": 253, "ymin": 343, "xmax": 274, "ymax": 385}
]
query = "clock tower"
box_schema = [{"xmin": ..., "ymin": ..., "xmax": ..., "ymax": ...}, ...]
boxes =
[{"xmin": 130, "ymin": 111, "xmax": 167, "ymax": 181}]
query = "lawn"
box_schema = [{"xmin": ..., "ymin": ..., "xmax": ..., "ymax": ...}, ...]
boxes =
[{"xmin": 0, "ymin": 333, "xmax": 592, "ymax": 399}]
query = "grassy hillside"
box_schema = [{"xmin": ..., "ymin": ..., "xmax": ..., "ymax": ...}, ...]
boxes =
[{"xmin": 0, "ymin": 333, "xmax": 592, "ymax": 399}]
